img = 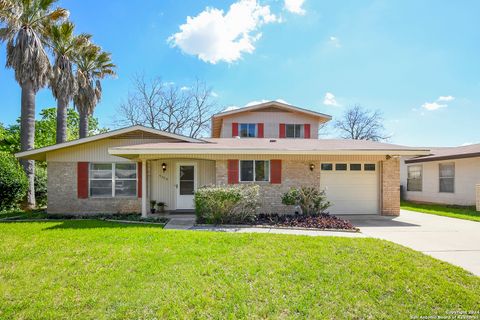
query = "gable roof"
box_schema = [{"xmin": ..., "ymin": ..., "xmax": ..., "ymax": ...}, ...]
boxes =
[
  {"xmin": 15, "ymin": 125, "xmax": 203, "ymax": 161},
  {"xmin": 211, "ymin": 101, "xmax": 332, "ymax": 138},
  {"xmin": 405, "ymin": 143, "xmax": 480, "ymax": 163}
]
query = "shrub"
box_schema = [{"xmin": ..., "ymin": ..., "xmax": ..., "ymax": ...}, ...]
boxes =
[
  {"xmin": 0, "ymin": 151, "xmax": 28, "ymax": 211},
  {"xmin": 195, "ymin": 185, "xmax": 260, "ymax": 224},
  {"xmin": 35, "ymin": 165, "xmax": 47, "ymax": 207},
  {"xmin": 281, "ymin": 186, "xmax": 331, "ymax": 215}
]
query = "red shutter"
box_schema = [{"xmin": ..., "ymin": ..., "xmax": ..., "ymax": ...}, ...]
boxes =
[
  {"xmin": 77, "ymin": 162, "xmax": 89, "ymax": 199},
  {"xmin": 227, "ymin": 160, "xmax": 239, "ymax": 184},
  {"xmin": 232, "ymin": 123, "xmax": 239, "ymax": 137},
  {"xmin": 279, "ymin": 124, "xmax": 286, "ymax": 138},
  {"xmin": 257, "ymin": 123, "xmax": 264, "ymax": 138},
  {"xmin": 304, "ymin": 124, "xmax": 311, "ymax": 139},
  {"xmin": 137, "ymin": 162, "xmax": 142, "ymax": 198},
  {"xmin": 270, "ymin": 160, "xmax": 282, "ymax": 184}
]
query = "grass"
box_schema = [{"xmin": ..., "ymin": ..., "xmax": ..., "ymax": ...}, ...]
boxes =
[
  {"xmin": 0, "ymin": 220, "xmax": 479, "ymax": 319},
  {"xmin": 401, "ymin": 200, "xmax": 480, "ymax": 222}
]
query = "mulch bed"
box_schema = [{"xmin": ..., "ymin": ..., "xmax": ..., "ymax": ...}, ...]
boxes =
[{"xmin": 251, "ymin": 213, "xmax": 357, "ymax": 231}]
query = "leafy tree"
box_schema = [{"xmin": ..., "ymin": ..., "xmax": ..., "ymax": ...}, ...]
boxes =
[
  {"xmin": 0, "ymin": 0, "xmax": 69, "ymax": 208},
  {"xmin": 0, "ymin": 151, "xmax": 28, "ymax": 211},
  {"xmin": 334, "ymin": 105, "xmax": 391, "ymax": 141}
]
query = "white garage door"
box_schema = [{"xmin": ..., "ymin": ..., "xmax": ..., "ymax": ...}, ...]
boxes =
[{"xmin": 320, "ymin": 163, "xmax": 379, "ymax": 215}]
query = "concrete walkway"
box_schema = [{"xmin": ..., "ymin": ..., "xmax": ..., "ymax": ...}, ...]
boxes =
[{"xmin": 163, "ymin": 214, "xmax": 196, "ymax": 230}]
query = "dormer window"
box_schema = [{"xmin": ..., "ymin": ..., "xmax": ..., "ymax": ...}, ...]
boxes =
[
  {"xmin": 239, "ymin": 123, "xmax": 257, "ymax": 138},
  {"xmin": 285, "ymin": 124, "xmax": 304, "ymax": 138}
]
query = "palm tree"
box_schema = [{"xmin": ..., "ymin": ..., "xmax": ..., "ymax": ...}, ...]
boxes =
[
  {"xmin": 0, "ymin": 0, "xmax": 68, "ymax": 208},
  {"xmin": 47, "ymin": 21, "xmax": 90, "ymax": 143},
  {"xmin": 73, "ymin": 43, "xmax": 115, "ymax": 138}
]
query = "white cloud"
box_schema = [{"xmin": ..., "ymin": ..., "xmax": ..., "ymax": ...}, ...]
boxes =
[
  {"xmin": 461, "ymin": 142, "xmax": 474, "ymax": 146},
  {"xmin": 211, "ymin": 91, "xmax": 219, "ymax": 97},
  {"xmin": 329, "ymin": 36, "xmax": 341, "ymax": 48},
  {"xmin": 284, "ymin": 0, "xmax": 306, "ymax": 15},
  {"xmin": 180, "ymin": 86, "xmax": 190, "ymax": 91},
  {"xmin": 168, "ymin": 0, "xmax": 278, "ymax": 64},
  {"xmin": 323, "ymin": 92, "xmax": 340, "ymax": 107},
  {"xmin": 437, "ymin": 95, "xmax": 455, "ymax": 102},
  {"xmin": 245, "ymin": 99, "xmax": 288, "ymax": 107},
  {"xmin": 421, "ymin": 102, "xmax": 447, "ymax": 111},
  {"xmin": 223, "ymin": 106, "xmax": 240, "ymax": 112}
]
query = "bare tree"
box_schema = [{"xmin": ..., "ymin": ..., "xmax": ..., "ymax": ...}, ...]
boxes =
[
  {"xmin": 334, "ymin": 105, "xmax": 390, "ymax": 141},
  {"xmin": 117, "ymin": 74, "xmax": 218, "ymax": 138}
]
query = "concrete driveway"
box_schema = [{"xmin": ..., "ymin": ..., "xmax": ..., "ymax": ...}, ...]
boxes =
[{"xmin": 345, "ymin": 210, "xmax": 480, "ymax": 276}]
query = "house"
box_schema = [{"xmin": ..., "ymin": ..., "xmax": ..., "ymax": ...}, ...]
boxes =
[
  {"xmin": 400, "ymin": 144, "xmax": 480, "ymax": 206},
  {"xmin": 16, "ymin": 101, "xmax": 429, "ymax": 217}
]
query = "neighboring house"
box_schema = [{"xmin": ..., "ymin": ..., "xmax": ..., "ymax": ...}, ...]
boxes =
[
  {"xmin": 401, "ymin": 144, "xmax": 480, "ymax": 206},
  {"xmin": 16, "ymin": 101, "xmax": 428, "ymax": 217}
]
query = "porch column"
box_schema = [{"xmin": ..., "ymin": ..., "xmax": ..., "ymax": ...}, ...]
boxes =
[{"xmin": 141, "ymin": 159, "xmax": 147, "ymax": 218}]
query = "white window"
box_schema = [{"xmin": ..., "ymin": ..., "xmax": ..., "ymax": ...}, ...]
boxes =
[
  {"xmin": 90, "ymin": 163, "xmax": 137, "ymax": 197},
  {"xmin": 285, "ymin": 124, "xmax": 304, "ymax": 138},
  {"xmin": 407, "ymin": 165, "xmax": 422, "ymax": 191},
  {"xmin": 240, "ymin": 160, "xmax": 270, "ymax": 182},
  {"xmin": 439, "ymin": 163, "xmax": 454, "ymax": 193},
  {"xmin": 239, "ymin": 123, "xmax": 257, "ymax": 137}
]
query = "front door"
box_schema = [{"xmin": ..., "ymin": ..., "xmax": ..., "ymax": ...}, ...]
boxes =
[{"xmin": 176, "ymin": 163, "xmax": 197, "ymax": 210}]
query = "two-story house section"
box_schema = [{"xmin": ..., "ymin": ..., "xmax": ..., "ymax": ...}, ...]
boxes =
[
  {"xmin": 211, "ymin": 101, "xmax": 331, "ymax": 139},
  {"xmin": 17, "ymin": 101, "xmax": 429, "ymax": 217}
]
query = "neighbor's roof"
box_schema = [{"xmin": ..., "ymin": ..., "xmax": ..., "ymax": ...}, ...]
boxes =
[
  {"xmin": 405, "ymin": 143, "xmax": 480, "ymax": 163},
  {"xmin": 109, "ymin": 138, "xmax": 430, "ymax": 157},
  {"xmin": 15, "ymin": 125, "xmax": 203, "ymax": 161},
  {"xmin": 211, "ymin": 101, "xmax": 332, "ymax": 138}
]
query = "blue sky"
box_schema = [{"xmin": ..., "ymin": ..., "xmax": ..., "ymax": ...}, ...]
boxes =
[{"xmin": 1, "ymin": 0, "xmax": 479, "ymax": 146}]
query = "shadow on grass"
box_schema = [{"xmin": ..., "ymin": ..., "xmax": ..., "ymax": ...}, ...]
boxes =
[{"xmin": 1, "ymin": 220, "xmax": 164, "ymax": 230}]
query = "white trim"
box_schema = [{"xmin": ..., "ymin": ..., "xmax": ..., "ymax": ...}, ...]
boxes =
[{"xmin": 141, "ymin": 159, "xmax": 147, "ymax": 217}]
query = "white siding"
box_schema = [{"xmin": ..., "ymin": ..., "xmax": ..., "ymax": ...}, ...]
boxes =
[
  {"xmin": 220, "ymin": 111, "xmax": 320, "ymax": 138},
  {"xmin": 400, "ymin": 157, "xmax": 480, "ymax": 206}
]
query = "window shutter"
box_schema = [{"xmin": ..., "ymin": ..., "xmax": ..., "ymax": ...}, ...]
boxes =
[
  {"xmin": 304, "ymin": 124, "xmax": 311, "ymax": 139},
  {"xmin": 232, "ymin": 123, "xmax": 239, "ymax": 137},
  {"xmin": 270, "ymin": 160, "xmax": 282, "ymax": 184},
  {"xmin": 227, "ymin": 160, "xmax": 239, "ymax": 184},
  {"xmin": 77, "ymin": 162, "xmax": 89, "ymax": 199},
  {"xmin": 257, "ymin": 123, "xmax": 264, "ymax": 138},
  {"xmin": 137, "ymin": 162, "xmax": 142, "ymax": 198},
  {"xmin": 279, "ymin": 124, "xmax": 286, "ymax": 138}
]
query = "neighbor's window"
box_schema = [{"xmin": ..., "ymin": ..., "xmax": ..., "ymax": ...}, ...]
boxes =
[
  {"xmin": 335, "ymin": 163, "xmax": 347, "ymax": 171},
  {"xmin": 285, "ymin": 124, "xmax": 304, "ymax": 138},
  {"xmin": 240, "ymin": 160, "xmax": 270, "ymax": 182},
  {"xmin": 439, "ymin": 163, "xmax": 454, "ymax": 193},
  {"xmin": 407, "ymin": 165, "xmax": 422, "ymax": 191},
  {"xmin": 90, "ymin": 163, "xmax": 137, "ymax": 197},
  {"xmin": 350, "ymin": 164, "xmax": 362, "ymax": 171},
  {"xmin": 364, "ymin": 164, "xmax": 376, "ymax": 171},
  {"xmin": 239, "ymin": 123, "xmax": 257, "ymax": 138},
  {"xmin": 321, "ymin": 163, "xmax": 333, "ymax": 171}
]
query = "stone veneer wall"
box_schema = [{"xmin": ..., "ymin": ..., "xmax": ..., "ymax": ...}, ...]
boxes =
[
  {"xmin": 47, "ymin": 162, "xmax": 141, "ymax": 215},
  {"xmin": 216, "ymin": 160, "xmax": 321, "ymax": 214},
  {"xmin": 381, "ymin": 157, "xmax": 400, "ymax": 216}
]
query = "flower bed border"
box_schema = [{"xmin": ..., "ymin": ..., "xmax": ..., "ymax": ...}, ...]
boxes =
[{"xmin": 194, "ymin": 223, "xmax": 359, "ymax": 232}]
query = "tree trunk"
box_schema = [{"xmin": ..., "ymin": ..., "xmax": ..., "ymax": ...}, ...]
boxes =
[
  {"xmin": 20, "ymin": 80, "xmax": 36, "ymax": 209},
  {"xmin": 56, "ymin": 97, "xmax": 68, "ymax": 144},
  {"xmin": 79, "ymin": 110, "xmax": 88, "ymax": 138}
]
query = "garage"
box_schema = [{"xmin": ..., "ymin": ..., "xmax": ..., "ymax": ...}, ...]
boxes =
[{"xmin": 320, "ymin": 162, "xmax": 379, "ymax": 215}]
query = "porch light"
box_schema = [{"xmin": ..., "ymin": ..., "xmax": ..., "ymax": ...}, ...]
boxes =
[
  {"xmin": 162, "ymin": 163, "xmax": 167, "ymax": 172},
  {"xmin": 309, "ymin": 163, "xmax": 315, "ymax": 171}
]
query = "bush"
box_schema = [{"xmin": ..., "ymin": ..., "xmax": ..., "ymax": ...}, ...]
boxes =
[
  {"xmin": 35, "ymin": 164, "xmax": 47, "ymax": 207},
  {"xmin": 281, "ymin": 186, "xmax": 331, "ymax": 215},
  {"xmin": 0, "ymin": 152, "xmax": 28, "ymax": 211},
  {"xmin": 195, "ymin": 185, "xmax": 260, "ymax": 224}
]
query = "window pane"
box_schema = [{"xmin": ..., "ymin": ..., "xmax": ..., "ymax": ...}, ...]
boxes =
[
  {"xmin": 90, "ymin": 180, "xmax": 112, "ymax": 197},
  {"xmin": 335, "ymin": 163, "xmax": 347, "ymax": 171},
  {"xmin": 350, "ymin": 164, "xmax": 361, "ymax": 171},
  {"xmin": 286, "ymin": 124, "xmax": 295, "ymax": 138},
  {"xmin": 115, "ymin": 163, "xmax": 137, "ymax": 179},
  {"xmin": 321, "ymin": 163, "xmax": 333, "ymax": 171},
  {"xmin": 255, "ymin": 160, "xmax": 269, "ymax": 181},
  {"xmin": 439, "ymin": 164, "xmax": 454, "ymax": 178},
  {"xmin": 115, "ymin": 180, "xmax": 136, "ymax": 197},
  {"xmin": 180, "ymin": 165, "xmax": 194, "ymax": 181},
  {"xmin": 248, "ymin": 124, "xmax": 256, "ymax": 137},
  {"xmin": 440, "ymin": 178, "xmax": 454, "ymax": 193},
  {"xmin": 240, "ymin": 161, "xmax": 254, "ymax": 181},
  {"xmin": 180, "ymin": 181, "xmax": 195, "ymax": 195},
  {"xmin": 364, "ymin": 164, "xmax": 376, "ymax": 171},
  {"xmin": 239, "ymin": 124, "xmax": 248, "ymax": 137},
  {"xmin": 91, "ymin": 163, "xmax": 112, "ymax": 179}
]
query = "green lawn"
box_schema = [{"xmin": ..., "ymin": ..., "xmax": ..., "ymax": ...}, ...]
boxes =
[
  {"xmin": 401, "ymin": 200, "xmax": 480, "ymax": 222},
  {"xmin": 0, "ymin": 221, "xmax": 479, "ymax": 319}
]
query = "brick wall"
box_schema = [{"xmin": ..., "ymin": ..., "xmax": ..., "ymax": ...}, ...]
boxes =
[
  {"xmin": 381, "ymin": 157, "xmax": 400, "ymax": 216},
  {"xmin": 47, "ymin": 162, "xmax": 141, "ymax": 215}
]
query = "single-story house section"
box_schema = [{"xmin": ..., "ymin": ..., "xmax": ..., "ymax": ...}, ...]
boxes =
[
  {"xmin": 401, "ymin": 143, "xmax": 480, "ymax": 206},
  {"xmin": 16, "ymin": 101, "xmax": 429, "ymax": 217}
]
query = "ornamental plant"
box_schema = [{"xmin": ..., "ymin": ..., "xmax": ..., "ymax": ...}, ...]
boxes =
[
  {"xmin": 0, "ymin": 152, "xmax": 28, "ymax": 211},
  {"xmin": 281, "ymin": 186, "xmax": 331, "ymax": 216}
]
